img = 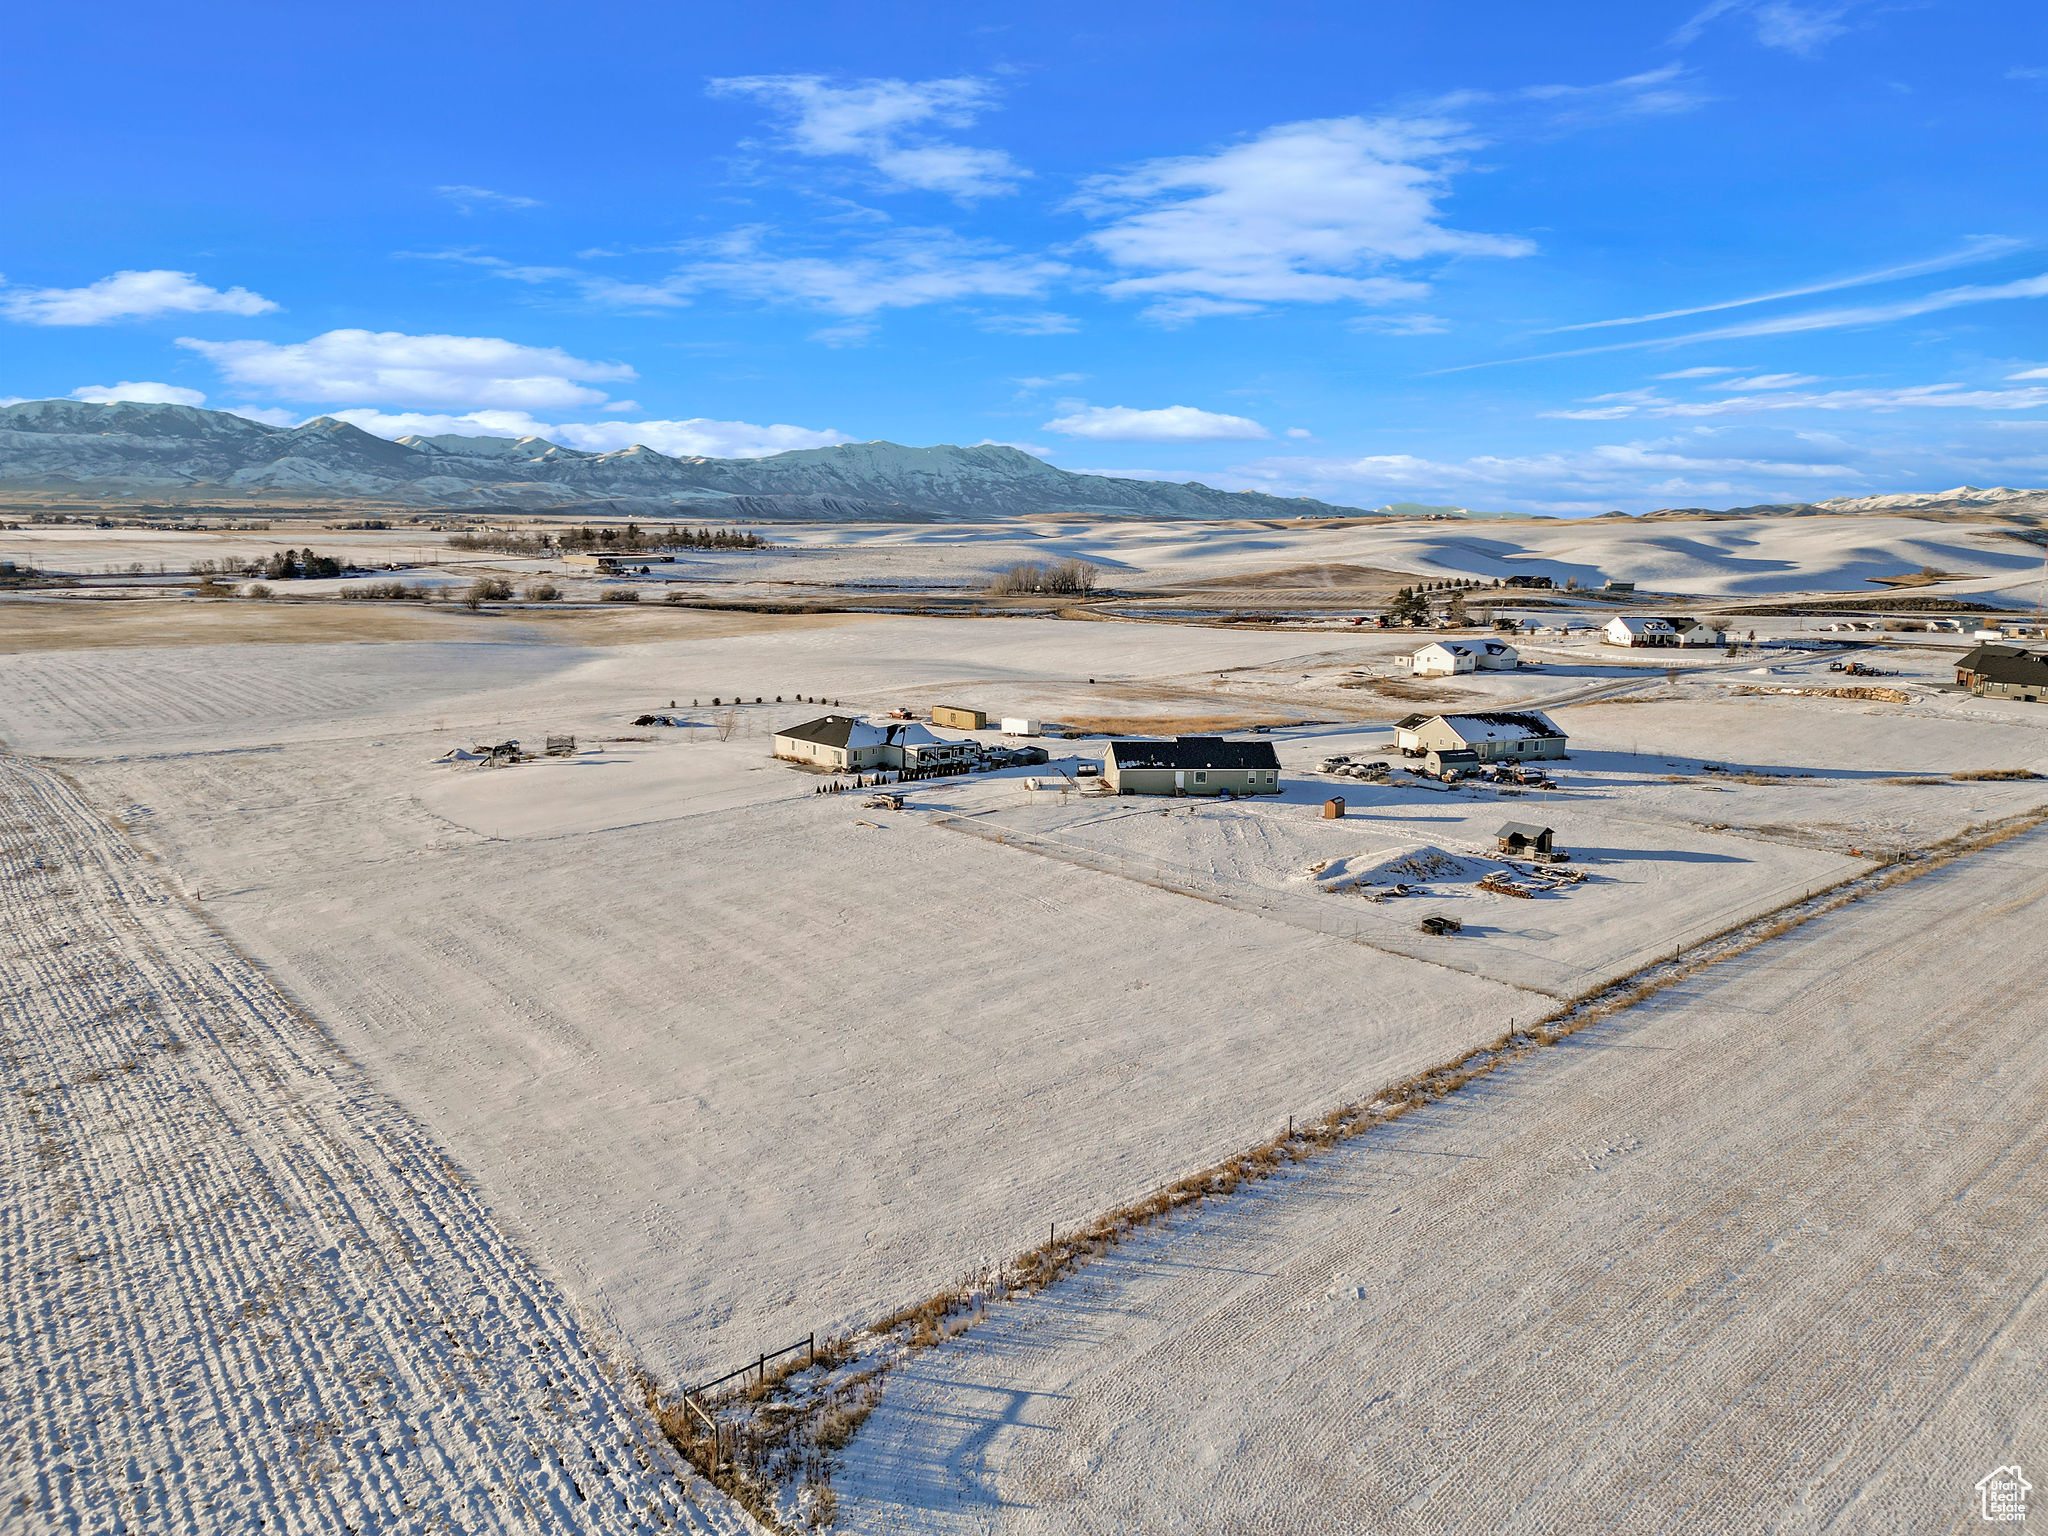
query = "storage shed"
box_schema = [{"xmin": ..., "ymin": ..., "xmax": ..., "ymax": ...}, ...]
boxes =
[
  {"xmin": 1104, "ymin": 737, "xmax": 1282, "ymax": 796},
  {"xmin": 931, "ymin": 705, "xmax": 987, "ymax": 730},
  {"xmin": 1495, "ymin": 822, "xmax": 1555, "ymax": 856}
]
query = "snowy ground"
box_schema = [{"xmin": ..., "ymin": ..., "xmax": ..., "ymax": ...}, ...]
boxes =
[
  {"xmin": 5, "ymin": 535, "xmax": 2047, "ymax": 1528},
  {"xmin": 9, "ymin": 511, "xmax": 2047, "ymax": 607},
  {"xmin": 0, "ymin": 753, "xmax": 748, "ymax": 1536},
  {"xmin": 831, "ymin": 824, "xmax": 2048, "ymax": 1535}
]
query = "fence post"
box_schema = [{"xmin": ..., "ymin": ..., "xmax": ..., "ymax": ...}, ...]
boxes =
[{"xmin": 809, "ymin": 1331, "xmax": 815, "ymax": 1365}]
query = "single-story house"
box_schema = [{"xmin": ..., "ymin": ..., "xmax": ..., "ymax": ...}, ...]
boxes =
[
  {"xmin": 1394, "ymin": 711, "xmax": 1568, "ymax": 762},
  {"xmin": 1603, "ymin": 615, "xmax": 1720, "ymax": 648},
  {"xmin": 772, "ymin": 714, "xmax": 977, "ymax": 772},
  {"xmin": 1104, "ymin": 736, "xmax": 1282, "ymax": 796},
  {"xmin": 1957, "ymin": 645, "xmax": 2048, "ymax": 703},
  {"xmin": 1410, "ymin": 642, "xmax": 1476, "ymax": 676}
]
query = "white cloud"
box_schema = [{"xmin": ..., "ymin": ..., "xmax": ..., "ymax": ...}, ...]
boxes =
[
  {"xmin": 1433, "ymin": 272, "xmax": 2048, "ymax": 373},
  {"xmin": 1043, "ymin": 404, "xmax": 1270, "ymax": 442},
  {"xmin": 436, "ymin": 185, "xmax": 543, "ymax": 213},
  {"xmin": 1672, "ymin": 1, "xmax": 1858, "ymax": 56},
  {"xmin": 1013, "ymin": 373, "xmax": 1088, "ymax": 392},
  {"xmin": 1543, "ymin": 380, "xmax": 2048, "ymax": 420},
  {"xmin": 2008, "ymin": 365, "xmax": 2048, "ymax": 380},
  {"xmin": 330, "ymin": 407, "xmax": 849, "ymax": 459},
  {"xmin": 673, "ymin": 227, "xmax": 1065, "ymax": 317},
  {"xmin": 977, "ymin": 311, "xmax": 1080, "ymax": 335},
  {"xmin": 1705, "ymin": 373, "xmax": 1820, "ymax": 390},
  {"xmin": 809, "ymin": 322, "xmax": 875, "ymax": 347},
  {"xmin": 1074, "ymin": 116, "xmax": 1530, "ymax": 323},
  {"xmin": 222, "ymin": 405, "xmax": 301, "ymax": 427},
  {"xmin": 1539, "ymin": 238, "xmax": 2023, "ymax": 334},
  {"xmin": 1285, "ymin": 427, "xmax": 1314, "ymax": 439},
  {"xmin": 709, "ymin": 74, "xmax": 1026, "ymax": 200},
  {"xmin": 1436, "ymin": 65, "xmax": 1712, "ymax": 128},
  {"xmin": 70, "ymin": 381, "xmax": 208, "ymax": 406},
  {"xmin": 179, "ymin": 329, "xmax": 635, "ymax": 410},
  {"xmin": 1656, "ymin": 365, "xmax": 1744, "ymax": 378},
  {"xmin": 1, "ymin": 269, "xmax": 278, "ymax": 326}
]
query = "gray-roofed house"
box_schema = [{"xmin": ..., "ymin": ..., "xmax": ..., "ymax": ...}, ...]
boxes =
[
  {"xmin": 1957, "ymin": 644, "xmax": 2048, "ymax": 703},
  {"xmin": 1394, "ymin": 711, "xmax": 1568, "ymax": 762},
  {"xmin": 772, "ymin": 714, "xmax": 977, "ymax": 772},
  {"xmin": 1104, "ymin": 737, "xmax": 1282, "ymax": 796},
  {"xmin": 1496, "ymin": 821, "xmax": 1556, "ymax": 855}
]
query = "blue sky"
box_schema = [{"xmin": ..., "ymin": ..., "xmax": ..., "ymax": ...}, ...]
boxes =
[{"xmin": 3, "ymin": 0, "xmax": 2043, "ymax": 513}]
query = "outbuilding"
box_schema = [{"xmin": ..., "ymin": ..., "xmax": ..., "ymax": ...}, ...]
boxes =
[
  {"xmin": 1495, "ymin": 821, "xmax": 1556, "ymax": 856},
  {"xmin": 1425, "ymin": 748, "xmax": 1481, "ymax": 778},
  {"xmin": 931, "ymin": 705, "xmax": 987, "ymax": 730},
  {"xmin": 1104, "ymin": 736, "xmax": 1282, "ymax": 796},
  {"xmin": 1394, "ymin": 711, "xmax": 1568, "ymax": 762}
]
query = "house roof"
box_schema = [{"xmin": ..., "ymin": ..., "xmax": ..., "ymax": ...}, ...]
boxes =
[
  {"xmin": 1970, "ymin": 648, "xmax": 2048, "ymax": 687},
  {"xmin": 774, "ymin": 715, "xmax": 948, "ymax": 750},
  {"xmin": 1431, "ymin": 711, "xmax": 1567, "ymax": 744},
  {"xmin": 1497, "ymin": 821, "xmax": 1553, "ymax": 840},
  {"xmin": 1393, "ymin": 713, "xmax": 1433, "ymax": 731},
  {"xmin": 1413, "ymin": 641, "xmax": 1472, "ymax": 657},
  {"xmin": 1107, "ymin": 736, "xmax": 1282, "ymax": 771}
]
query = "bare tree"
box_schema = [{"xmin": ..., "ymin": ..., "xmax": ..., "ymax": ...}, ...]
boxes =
[{"xmin": 714, "ymin": 707, "xmax": 740, "ymax": 742}]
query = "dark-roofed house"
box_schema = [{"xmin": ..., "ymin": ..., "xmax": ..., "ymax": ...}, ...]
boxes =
[
  {"xmin": 1958, "ymin": 644, "xmax": 2048, "ymax": 702},
  {"xmin": 1394, "ymin": 711, "xmax": 1568, "ymax": 762},
  {"xmin": 772, "ymin": 714, "xmax": 976, "ymax": 771},
  {"xmin": 1104, "ymin": 737, "xmax": 1282, "ymax": 796}
]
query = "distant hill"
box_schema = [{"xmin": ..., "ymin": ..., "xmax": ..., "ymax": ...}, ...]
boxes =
[
  {"xmin": 1642, "ymin": 486, "xmax": 2048, "ymax": 519},
  {"xmin": 0, "ymin": 399, "xmax": 1377, "ymax": 521}
]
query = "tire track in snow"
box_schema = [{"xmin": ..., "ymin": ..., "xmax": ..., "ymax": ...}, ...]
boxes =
[{"xmin": 0, "ymin": 754, "xmax": 752, "ymax": 1536}]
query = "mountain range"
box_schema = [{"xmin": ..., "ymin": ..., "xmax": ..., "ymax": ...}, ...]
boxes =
[
  {"xmin": 3, "ymin": 400, "xmax": 2041, "ymax": 523},
  {"xmin": 0, "ymin": 399, "xmax": 1371, "ymax": 521}
]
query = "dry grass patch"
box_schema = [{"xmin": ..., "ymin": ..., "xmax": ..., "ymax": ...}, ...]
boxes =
[{"xmin": 1954, "ymin": 767, "xmax": 2042, "ymax": 781}]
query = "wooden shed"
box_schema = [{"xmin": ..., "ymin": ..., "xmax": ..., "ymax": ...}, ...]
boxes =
[
  {"xmin": 1496, "ymin": 821, "xmax": 1555, "ymax": 856},
  {"xmin": 931, "ymin": 705, "xmax": 987, "ymax": 730}
]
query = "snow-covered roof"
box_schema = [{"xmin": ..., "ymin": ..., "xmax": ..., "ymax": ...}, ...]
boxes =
[
  {"xmin": 775, "ymin": 715, "xmax": 956, "ymax": 751},
  {"xmin": 1413, "ymin": 641, "xmax": 1473, "ymax": 657},
  {"xmin": 1432, "ymin": 711, "xmax": 1566, "ymax": 744}
]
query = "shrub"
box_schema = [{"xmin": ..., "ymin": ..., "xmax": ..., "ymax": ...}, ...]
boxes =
[
  {"xmin": 243, "ymin": 582, "xmax": 273, "ymax": 600},
  {"xmin": 988, "ymin": 557, "xmax": 1102, "ymax": 596},
  {"xmin": 522, "ymin": 582, "xmax": 561, "ymax": 602},
  {"xmin": 464, "ymin": 577, "xmax": 514, "ymax": 607},
  {"xmin": 600, "ymin": 587, "xmax": 641, "ymax": 603}
]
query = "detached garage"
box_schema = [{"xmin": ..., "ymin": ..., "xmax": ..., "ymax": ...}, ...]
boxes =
[{"xmin": 1105, "ymin": 737, "xmax": 1282, "ymax": 796}]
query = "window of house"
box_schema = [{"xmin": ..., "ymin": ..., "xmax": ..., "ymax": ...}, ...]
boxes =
[{"xmin": 1194, "ymin": 771, "xmax": 1207, "ymax": 782}]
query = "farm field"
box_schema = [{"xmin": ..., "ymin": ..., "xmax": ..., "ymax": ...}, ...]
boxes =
[
  {"xmin": 3, "ymin": 517, "xmax": 2047, "ymax": 1530},
  {"xmin": 0, "ymin": 752, "xmax": 745, "ymax": 1536},
  {"xmin": 831, "ymin": 823, "xmax": 2048, "ymax": 1535}
]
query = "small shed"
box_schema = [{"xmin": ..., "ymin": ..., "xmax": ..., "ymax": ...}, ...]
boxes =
[
  {"xmin": 1323, "ymin": 797, "xmax": 1345, "ymax": 819},
  {"xmin": 931, "ymin": 705, "xmax": 987, "ymax": 730},
  {"xmin": 1496, "ymin": 821, "xmax": 1555, "ymax": 856},
  {"xmin": 1425, "ymin": 747, "xmax": 1481, "ymax": 778}
]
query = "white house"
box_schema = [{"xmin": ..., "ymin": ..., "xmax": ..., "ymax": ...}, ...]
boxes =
[
  {"xmin": 1472, "ymin": 638, "xmax": 1520, "ymax": 669},
  {"xmin": 1411, "ymin": 638, "xmax": 1519, "ymax": 676},
  {"xmin": 1603, "ymin": 615, "xmax": 1721, "ymax": 648},
  {"xmin": 1410, "ymin": 642, "xmax": 1476, "ymax": 676}
]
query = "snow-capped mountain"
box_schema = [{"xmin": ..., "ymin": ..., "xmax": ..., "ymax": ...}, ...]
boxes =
[{"xmin": 0, "ymin": 400, "xmax": 1371, "ymax": 520}]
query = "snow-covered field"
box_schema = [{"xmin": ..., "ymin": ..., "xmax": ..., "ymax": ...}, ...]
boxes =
[
  {"xmin": 5, "ymin": 514, "xmax": 2047, "ymax": 1529},
  {"xmin": 832, "ymin": 824, "xmax": 2048, "ymax": 1534},
  {"xmin": 0, "ymin": 753, "xmax": 747, "ymax": 1536},
  {"xmin": 9, "ymin": 510, "xmax": 2047, "ymax": 606}
]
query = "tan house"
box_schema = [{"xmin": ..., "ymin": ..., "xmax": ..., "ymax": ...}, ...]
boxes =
[
  {"xmin": 772, "ymin": 714, "xmax": 976, "ymax": 772},
  {"xmin": 1394, "ymin": 711, "xmax": 1568, "ymax": 762},
  {"xmin": 1105, "ymin": 737, "xmax": 1281, "ymax": 796}
]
